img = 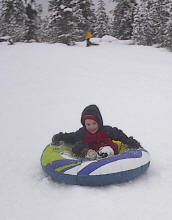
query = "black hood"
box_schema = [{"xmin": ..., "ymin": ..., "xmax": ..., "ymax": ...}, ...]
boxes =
[{"xmin": 81, "ymin": 105, "xmax": 103, "ymax": 129}]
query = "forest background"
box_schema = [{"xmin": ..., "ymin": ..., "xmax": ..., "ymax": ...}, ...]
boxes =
[{"xmin": 0, "ymin": 0, "xmax": 172, "ymax": 49}]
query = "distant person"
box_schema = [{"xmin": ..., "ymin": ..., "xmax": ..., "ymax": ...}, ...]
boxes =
[{"xmin": 86, "ymin": 31, "xmax": 92, "ymax": 47}]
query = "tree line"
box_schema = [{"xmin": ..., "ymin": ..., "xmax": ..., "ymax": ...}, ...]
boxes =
[{"xmin": 0, "ymin": 0, "xmax": 172, "ymax": 49}]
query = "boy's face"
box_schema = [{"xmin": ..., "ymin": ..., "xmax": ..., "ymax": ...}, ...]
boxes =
[{"xmin": 85, "ymin": 119, "xmax": 99, "ymax": 134}]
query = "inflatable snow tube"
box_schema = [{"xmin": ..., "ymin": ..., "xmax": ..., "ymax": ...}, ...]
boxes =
[{"xmin": 41, "ymin": 141, "xmax": 150, "ymax": 186}]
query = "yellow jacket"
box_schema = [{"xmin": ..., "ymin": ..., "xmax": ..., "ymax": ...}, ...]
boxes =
[{"xmin": 86, "ymin": 32, "xmax": 92, "ymax": 39}]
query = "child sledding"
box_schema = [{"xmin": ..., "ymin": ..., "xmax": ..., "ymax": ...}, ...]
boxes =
[
  {"xmin": 52, "ymin": 104, "xmax": 141, "ymax": 160},
  {"xmin": 41, "ymin": 104, "xmax": 150, "ymax": 185}
]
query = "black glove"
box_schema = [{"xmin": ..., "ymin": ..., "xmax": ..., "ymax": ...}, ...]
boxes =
[
  {"xmin": 52, "ymin": 132, "xmax": 64, "ymax": 145},
  {"xmin": 72, "ymin": 141, "xmax": 89, "ymax": 157},
  {"xmin": 127, "ymin": 136, "xmax": 141, "ymax": 148}
]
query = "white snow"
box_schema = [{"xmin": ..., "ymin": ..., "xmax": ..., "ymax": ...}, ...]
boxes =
[
  {"xmin": 64, "ymin": 8, "xmax": 73, "ymax": 13},
  {"xmin": 1, "ymin": 38, "xmax": 172, "ymax": 220},
  {"xmin": 0, "ymin": 36, "xmax": 11, "ymax": 40},
  {"xmin": 60, "ymin": 4, "xmax": 65, "ymax": 10}
]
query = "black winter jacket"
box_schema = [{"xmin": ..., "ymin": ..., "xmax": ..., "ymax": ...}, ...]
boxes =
[{"xmin": 52, "ymin": 105, "xmax": 141, "ymax": 148}]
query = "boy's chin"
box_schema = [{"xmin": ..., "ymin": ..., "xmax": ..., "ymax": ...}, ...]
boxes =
[{"xmin": 89, "ymin": 130, "xmax": 98, "ymax": 134}]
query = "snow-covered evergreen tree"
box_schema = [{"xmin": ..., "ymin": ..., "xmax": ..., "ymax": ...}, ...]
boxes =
[
  {"xmin": 0, "ymin": 0, "xmax": 42, "ymax": 42},
  {"xmin": 78, "ymin": 0, "xmax": 97, "ymax": 33},
  {"xmin": 72, "ymin": 1, "xmax": 88, "ymax": 41},
  {"xmin": 23, "ymin": 0, "xmax": 42, "ymax": 42},
  {"xmin": 39, "ymin": 16, "xmax": 50, "ymax": 42},
  {"xmin": 95, "ymin": 0, "xmax": 109, "ymax": 37},
  {"xmin": 133, "ymin": 0, "xmax": 172, "ymax": 46},
  {"xmin": 132, "ymin": 0, "xmax": 155, "ymax": 45},
  {"xmin": 112, "ymin": 0, "xmax": 137, "ymax": 40},
  {"xmin": 162, "ymin": 0, "xmax": 172, "ymax": 48},
  {"xmin": 153, "ymin": 0, "xmax": 172, "ymax": 46},
  {"xmin": 0, "ymin": 0, "xmax": 28, "ymax": 41},
  {"xmin": 47, "ymin": 0, "xmax": 97, "ymax": 44},
  {"xmin": 164, "ymin": 21, "xmax": 172, "ymax": 49},
  {"xmin": 47, "ymin": 0, "xmax": 86, "ymax": 44}
]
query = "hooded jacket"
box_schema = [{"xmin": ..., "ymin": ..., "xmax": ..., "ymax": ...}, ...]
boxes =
[
  {"xmin": 86, "ymin": 32, "xmax": 92, "ymax": 39},
  {"xmin": 52, "ymin": 105, "xmax": 141, "ymax": 154},
  {"xmin": 80, "ymin": 105, "xmax": 118, "ymax": 154}
]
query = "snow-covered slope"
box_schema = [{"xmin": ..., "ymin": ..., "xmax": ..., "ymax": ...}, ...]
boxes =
[{"xmin": 1, "ymin": 38, "xmax": 172, "ymax": 220}]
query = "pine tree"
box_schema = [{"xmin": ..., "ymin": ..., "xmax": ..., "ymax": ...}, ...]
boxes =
[
  {"xmin": 153, "ymin": 0, "xmax": 172, "ymax": 46},
  {"xmin": 23, "ymin": 0, "xmax": 42, "ymax": 42},
  {"xmin": 78, "ymin": 0, "xmax": 97, "ymax": 33},
  {"xmin": 47, "ymin": 0, "xmax": 97, "ymax": 44},
  {"xmin": 133, "ymin": 0, "xmax": 172, "ymax": 46},
  {"xmin": 71, "ymin": 0, "xmax": 88, "ymax": 41},
  {"xmin": 161, "ymin": 1, "xmax": 172, "ymax": 48},
  {"xmin": 164, "ymin": 21, "xmax": 172, "ymax": 49},
  {"xmin": 0, "ymin": 0, "xmax": 28, "ymax": 41},
  {"xmin": 0, "ymin": 0, "xmax": 42, "ymax": 42},
  {"xmin": 112, "ymin": 0, "xmax": 137, "ymax": 40},
  {"xmin": 95, "ymin": 0, "xmax": 109, "ymax": 37},
  {"xmin": 132, "ymin": 0, "xmax": 155, "ymax": 45},
  {"xmin": 47, "ymin": 0, "xmax": 86, "ymax": 44},
  {"xmin": 39, "ymin": 17, "xmax": 49, "ymax": 42}
]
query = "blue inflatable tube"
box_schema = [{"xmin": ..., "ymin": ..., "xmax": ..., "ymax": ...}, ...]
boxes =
[{"xmin": 41, "ymin": 142, "xmax": 150, "ymax": 186}]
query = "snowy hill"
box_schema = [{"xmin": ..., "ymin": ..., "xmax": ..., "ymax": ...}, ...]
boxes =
[{"xmin": 1, "ymin": 38, "xmax": 172, "ymax": 220}]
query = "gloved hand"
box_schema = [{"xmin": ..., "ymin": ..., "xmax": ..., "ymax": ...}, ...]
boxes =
[
  {"xmin": 52, "ymin": 132, "xmax": 64, "ymax": 145},
  {"xmin": 128, "ymin": 136, "xmax": 141, "ymax": 148},
  {"xmin": 98, "ymin": 146, "xmax": 114, "ymax": 158},
  {"xmin": 85, "ymin": 149, "xmax": 98, "ymax": 160}
]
